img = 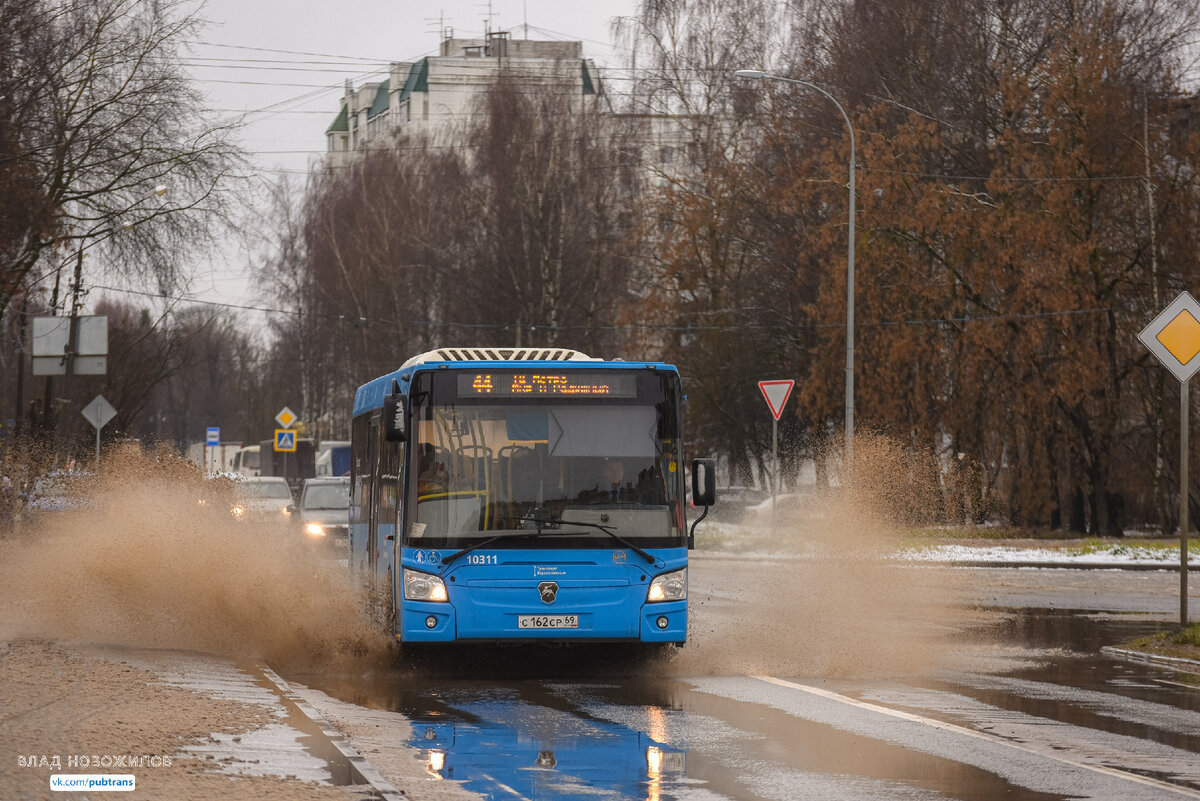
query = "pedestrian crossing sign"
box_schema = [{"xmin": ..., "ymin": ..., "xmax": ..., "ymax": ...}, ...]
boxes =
[{"xmin": 274, "ymin": 429, "xmax": 296, "ymax": 452}]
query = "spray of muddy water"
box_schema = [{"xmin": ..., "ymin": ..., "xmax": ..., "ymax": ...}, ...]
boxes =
[
  {"xmin": 0, "ymin": 439, "xmax": 971, "ymax": 680},
  {"xmin": 0, "ymin": 448, "xmax": 387, "ymax": 669},
  {"xmin": 675, "ymin": 434, "xmax": 968, "ymax": 679}
]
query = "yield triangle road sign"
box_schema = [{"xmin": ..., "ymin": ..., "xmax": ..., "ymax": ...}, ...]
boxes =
[{"xmin": 759, "ymin": 380, "xmax": 795, "ymax": 421}]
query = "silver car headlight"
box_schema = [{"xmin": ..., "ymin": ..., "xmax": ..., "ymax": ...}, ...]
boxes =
[
  {"xmin": 404, "ymin": 569, "xmax": 448, "ymax": 602},
  {"xmin": 647, "ymin": 568, "xmax": 687, "ymax": 603},
  {"xmin": 304, "ymin": 522, "xmax": 325, "ymax": 538}
]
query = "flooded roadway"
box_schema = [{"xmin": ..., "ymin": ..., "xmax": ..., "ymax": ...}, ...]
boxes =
[
  {"xmin": 7, "ymin": 467, "xmax": 1197, "ymax": 799},
  {"xmin": 284, "ymin": 605, "xmax": 1200, "ymax": 801}
]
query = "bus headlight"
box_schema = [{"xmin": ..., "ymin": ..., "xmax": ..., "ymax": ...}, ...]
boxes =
[
  {"xmin": 404, "ymin": 569, "xmax": 448, "ymax": 602},
  {"xmin": 647, "ymin": 568, "xmax": 687, "ymax": 603}
]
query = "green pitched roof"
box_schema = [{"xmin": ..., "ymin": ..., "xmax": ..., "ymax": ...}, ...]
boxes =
[
  {"xmin": 399, "ymin": 58, "xmax": 429, "ymax": 101},
  {"xmin": 582, "ymin": 60, "xmax": 596, "ymax": 95},
  {"xmin": 326, "ymin": 104, "xmax": 348, "ymax": 134},
  {"xmin": 368, "ymin": 79, "xmax": 390, "ymax": 118}
]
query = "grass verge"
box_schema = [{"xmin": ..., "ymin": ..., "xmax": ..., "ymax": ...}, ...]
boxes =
[{"xmin": 1120, "ymin": 624, "xmax": 1200, "ymax": 662}]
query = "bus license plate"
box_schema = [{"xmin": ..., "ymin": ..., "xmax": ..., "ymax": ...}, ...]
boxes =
[{"xmin": 518, "ymin": 614, "xmax": 578, "ymax": 629}]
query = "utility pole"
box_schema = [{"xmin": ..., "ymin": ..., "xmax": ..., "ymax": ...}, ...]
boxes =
[
  {"xmin": 42, "ymin": 264, "xmax": 65, "ymax": 432},
  {"xmin": 62, "ymin": 245, "xmax": 85, "ymax": 414},
  {"xmin": 14, "ymin": 292, "xmax": 28, "ymax": 436}
]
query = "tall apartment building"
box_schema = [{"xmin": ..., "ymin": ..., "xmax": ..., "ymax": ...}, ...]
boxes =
[{"xmin": 325, "ymin": 32, "xmax": 602, "ymax": 167}]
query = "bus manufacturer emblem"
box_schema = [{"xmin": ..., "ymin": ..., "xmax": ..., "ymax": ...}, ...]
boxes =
[
  {"xmin": 538, "ymin": 581, "xmax": 559, "ymax": 604},
  {"xmin": 612, "ymin": 550, "xmax": 626, "ymax": 564}
]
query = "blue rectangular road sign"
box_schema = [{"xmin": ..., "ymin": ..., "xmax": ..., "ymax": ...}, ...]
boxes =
[
  {"xmin": 274, "ymin": 429, "xmax": 296, "ymax": 452},
  {"xmin": 206, "ymin": 426, "xmax": 220, "ymax": 445}
]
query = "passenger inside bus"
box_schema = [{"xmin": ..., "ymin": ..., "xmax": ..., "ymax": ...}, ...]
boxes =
[{"xmin": 417, "ymin": 443, "xmax": 449, "ymax": 496}]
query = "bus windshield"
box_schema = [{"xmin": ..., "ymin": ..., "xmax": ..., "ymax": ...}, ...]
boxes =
[{"xmin": 406, "ymin": 370, "xmax": 683, "ymax": 548}]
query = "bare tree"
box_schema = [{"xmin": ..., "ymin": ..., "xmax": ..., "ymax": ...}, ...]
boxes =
[
  {"xmin": 615, "ymin": 0, "xmax": 805, "ymax": 480},
  {"xmin": 0, "ymin": 0, "xmax": 247, "ymax": 321},
  {"xmin": 261, "ymin": 71, "xmax": 639, "ymax": 432},
  {"xmin": 450, "ymin": 76, "xmax": 635, "ymax": 353},
  {"xmin": 255, "ymin": 130, "xmax": 464, "ymax": 437},
  {"xmin": 0, "ymin": 0, "xmax": 62, "ymax": 301}
]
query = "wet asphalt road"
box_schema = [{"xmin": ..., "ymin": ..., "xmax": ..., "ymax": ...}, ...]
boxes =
[{"xmin": 279, "ymin": 556, "xmax": 1200, "ymax": 801}]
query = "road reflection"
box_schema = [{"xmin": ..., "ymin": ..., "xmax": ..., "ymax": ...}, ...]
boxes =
[
  {"xmin": 300, "ymin": 645, "xmax": 691, "ymax": 800},
  {"xmin": 410, "ymin": 698, "xmax": 686, "ymax": 799},
  {"xmin": 288, "ymin": 612, "xmax": 1200, "ymax": 800}
]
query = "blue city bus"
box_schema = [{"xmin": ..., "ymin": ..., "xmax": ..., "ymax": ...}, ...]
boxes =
[{"xmin": 349, "ymin": 347, "xmax": 715, "ymax": 645}]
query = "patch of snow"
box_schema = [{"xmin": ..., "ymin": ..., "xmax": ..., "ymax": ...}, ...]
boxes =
[{"xmin": 901, "ymin": 544, "xmax": 1189, "ymax": 566}]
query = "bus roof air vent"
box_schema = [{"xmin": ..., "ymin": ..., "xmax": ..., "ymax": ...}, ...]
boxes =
[{"xmin": 400, "ymin": 348, "xmax": 594, "ymax": 368}]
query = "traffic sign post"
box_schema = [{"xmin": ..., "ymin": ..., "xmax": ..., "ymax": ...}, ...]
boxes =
[
  {"xmin": 81, "ymin": 395, "xmax": 117, "ymax": 468},
  {"xmin": 759, "ymin": 380, "xmax": 795, "ymax": 511},
  {"xmin": 274, "ymin": 407, "xmax": 299, "ymax": 480},
  {"xmin": 1138, "ymin": 290, "xmax": 1200, "ymax": 628},
  {"xmin": 205, "ymin": 426, "xmax": 220, "ymax": 473},
  {"xmin": 275, "ymin": 407, "xmax": 297, "ymax": 429},
  {"xmin": 274, "ymin": 429, "xmax": 296, "ymax": 452}
]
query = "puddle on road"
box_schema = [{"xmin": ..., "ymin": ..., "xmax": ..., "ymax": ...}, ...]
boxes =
[
  {"xmin": 294, "ymin": 658, "xmax": 1071, "ymax": 801},
  {"xmin": 983, "ymin": 607, "xmax": 1168, "ymax": 654},
  {"xmin": 933, "ymin": 608, "xmax": 1200, "ymax": 755},
  {"xmin": 292, "ymin": 647, "xmax": 691, "ymax": 799},
  {"xmin": 289, "ymin": 610, "xmax": 1200, "ymax": 801}
]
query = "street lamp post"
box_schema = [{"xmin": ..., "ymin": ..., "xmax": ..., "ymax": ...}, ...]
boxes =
[
  {"xmin": 43, "ymin": 183, "xmax": 169, "ymax": 437},
  {"xmin": 734, "ymin": 69, "xmax": 856, "ymax": 461},
  {"xmin": 64, "ymin": 183, "xmax": 170, "ymax": 377}
]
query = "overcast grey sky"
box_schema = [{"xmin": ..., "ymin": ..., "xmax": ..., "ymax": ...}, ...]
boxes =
[{"xmin": 166, "ymin": 1, "xmax": 637, "ymax": 321}]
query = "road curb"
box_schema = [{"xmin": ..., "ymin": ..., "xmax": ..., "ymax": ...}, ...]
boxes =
[
  {"xmin": 1100, "ymin": 646, "xmax": 1200, "ymax": 674},
  {"xmin": 257, "ymin": 665, "xmax": 407, "ymax": 801}
]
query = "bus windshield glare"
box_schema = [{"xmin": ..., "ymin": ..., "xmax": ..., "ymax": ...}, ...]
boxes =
[{"xmin": 407, "ymin": 369, "xmax": 683, "ymax": 548}]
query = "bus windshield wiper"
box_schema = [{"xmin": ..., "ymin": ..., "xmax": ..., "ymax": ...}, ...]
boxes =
[
  {"xmin": 440, "ymin": 520, "xmax": 577, "ymax": 566},
  {"xmin": 441, "ymin": 532, "xmax": 530, "ymax": 566},
  {"xmin": 521, "ymin": 515, "xmax": 658, "ymax": 564},
  {"xmin": 441, "ymin": 517, "xmax": 659, "ymax": 567}
]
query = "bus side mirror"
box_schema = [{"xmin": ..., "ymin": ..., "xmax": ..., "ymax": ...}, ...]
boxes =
[
  {"xmin": 691, "ymin": 458, "xmax": 715, "ymax": 507},
  {"xmin": 383, "ymin": 394, "xmax": 408, "ymax": 442}
]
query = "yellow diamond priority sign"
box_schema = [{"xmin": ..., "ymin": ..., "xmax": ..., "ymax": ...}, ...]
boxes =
[
  {"xmin": 1140, "ymin": 291, "xmax": 1200, "ymax": 383},
  {"xmin": 275, "ymin": 406, "xmax": 297, "ymax": 429}
]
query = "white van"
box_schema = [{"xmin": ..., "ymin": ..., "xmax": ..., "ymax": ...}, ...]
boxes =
[{"xmin": 231, "ymin": 445, "xmax": 261, "ymax": 477}]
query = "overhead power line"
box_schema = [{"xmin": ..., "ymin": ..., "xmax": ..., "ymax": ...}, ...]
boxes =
[{"xmin": 90, "ymin": 284, "xmax": 1113, "ymax": 332}]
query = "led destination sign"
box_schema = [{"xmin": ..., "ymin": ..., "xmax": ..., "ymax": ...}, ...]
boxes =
[{"xmin": 458, "ymin": 372, "xmax": 638, "ymax": 398}]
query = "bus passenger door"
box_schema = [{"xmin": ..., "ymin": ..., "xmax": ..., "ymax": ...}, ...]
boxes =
[
  {"xmin": 373, "ymin": 423, "xmax": 402, "ymax": 612},
  {"xmin": 367, "ymin": 415, "xmax": 381, "ymax": 574},
  {"xmin": 350, "ymin": 415, "xmax": 375, "ymax": 581}
]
